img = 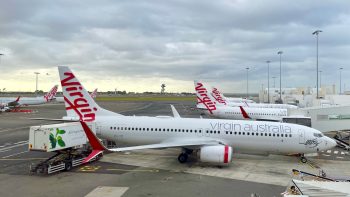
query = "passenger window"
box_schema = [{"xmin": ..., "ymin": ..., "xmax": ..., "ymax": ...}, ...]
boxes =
[
  {"xmin": 210, "ymin": 131, "xmax": 212, "ymax": 134},
  {"xmin": 230, "ymin": 132, "xmax": 232, "ymax": 134},
  {"xmin": 194, "ymin": 130, "xmax": 197, "ymax": 133},
  {"xmin": 147, "ymin": 128, "xmax": 149, "ymax": 131},
  {"xmin": 281, "ymin": 134, "xmax": 283, "ymax": 137},
  {"xmin": 289, "ymin": 134, "xmax": 292, "ymax": 137},
  {"xmin": 277, "ymin": 134, "xmax": 279, "ymax": 137},
  {"xmin": 273, "ymin": 134, "xmax": 275, "ymax": 137},
  {"xmin": 269, "ymin": 133, "xmax": 271, "ymax": 136},
  {"xmin": 110, "ymin": 127, "xmax": 112, "ymax": 130},
  {"xmin": 171, "ymin": 129, "xmax": 173, "ymax": 132},
  {"xmin": 218, "ymin": 131, "xmax": 220, "ymax": 134},
  {"xmin": 155, "ymin": 128, "xmax": 157, "ymax": 131},
  {"xmin": 234, "ymin": 132, "xmax": 237, "ymax": 135},
  {"xmin": 247, "ymin": 132, "xmax": 250, "ymax": 135},
  {"xmin": 128, "ymin": 127, "xmax": 130, "ymax": 130},
  {"xmin": 239, "ymin": 132, "xmax": 241, "ymax": 135},
  {"xmin": 151, "ymin": 128, "xmax": 153, "ymax": 131},
  {"xmin": 242, "ymin": 132, "xmax": 245, "ymax": 135},
  {"xmin": 226, "ymin": 131, "xmax": 228, "ymax": 134},
  {"xmin": 190, "ymin": 130, "xmax": 193, "ymax": 133}
]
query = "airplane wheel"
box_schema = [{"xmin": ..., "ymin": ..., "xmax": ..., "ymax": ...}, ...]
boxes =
[
  {"xmin": 178, "ymin": 153, "xmax": 188, "ymax": 163},
  {"xmin": 300, "ymin": 157, "xmax": 307, "ymax": 163},
  {"xmin": 65, "ymin": 162, "xmax": 73, "ymax": 171}
]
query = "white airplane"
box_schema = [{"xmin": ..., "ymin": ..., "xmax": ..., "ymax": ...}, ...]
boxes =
[
  {"xmin": 196, "ymin": 81, "xmax": 288, "ymax": 121},
  {"xmin": 54, "ymin": 88, "xmax": 97, "ymax": 103},
  {"xmin": 0, "ymin": 85, "xmax": 58, "ymax": 108},
  {"xmin": 210, "ymin": 85, "xmax": 298, "ymax": 109},
  {"xmin": 211, "ymin": 87, "xmax": 255, "ymax": 104},
  {"xmin": 56, "ymin": 66, "xmax": 335, "ymax": 165}
]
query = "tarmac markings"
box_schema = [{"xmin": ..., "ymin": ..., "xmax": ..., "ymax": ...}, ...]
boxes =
[
  {"xmin": 2, "ymin": 150, "xmax": 28, "ymax": 158},
  {"xmin": 79, "ymin": 165, "xmax": 101, "ymax": 172},
  {"xmin": 106, "ymin": 168, "xmax": 159, "ymax": 173}
]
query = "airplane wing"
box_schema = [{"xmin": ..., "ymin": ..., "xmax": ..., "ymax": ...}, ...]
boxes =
[
  {"xmin": 80, "ymin": 121, "xmax": 225, "ymax": 163},
  {"xmin": 110, "ymin": 139, "xmax": 222, "ymax": 152},
  {"xmin": 170, "ymin": 105, "xmax": 181, "ymax": 118}
]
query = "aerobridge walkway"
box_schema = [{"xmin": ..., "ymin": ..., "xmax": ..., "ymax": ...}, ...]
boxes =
[{"xmin": 334, "ymin": 136, "xmax": 350, "ymax": 151}]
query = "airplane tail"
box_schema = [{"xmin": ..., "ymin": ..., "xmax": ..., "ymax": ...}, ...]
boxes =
[
  {"xmin": 58, "ymin": 66, "xmax": 122, "ymax": 122},
  {"xmin": 211, "ymin": 86, "xmax": 228, "ymax": 106},
  {"xmin": 43, "ymin": 85, "xmax": 58, "ymax": 102},
  {"xmin": 90, "ymin": 88, "xmax": 98, "ymax": 99},
  {"xmin": 194, "ymin": 80, "xmax": 217, "ymax": 114}
]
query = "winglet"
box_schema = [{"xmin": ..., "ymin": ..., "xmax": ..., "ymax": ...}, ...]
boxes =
[
  {"xmin": 80, "ymin": 121, "xmax": 107, "ymax": 163},
  {"xmin": 170, "ymin": 105, "xmax": 181, "ymax": 118},
  {"xmin": 239, "ymin": 106, "xmax": 251, "ymax": 119}
]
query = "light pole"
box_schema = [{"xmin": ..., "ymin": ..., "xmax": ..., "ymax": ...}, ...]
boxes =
[
  {"xmin": 266, "ymin": 60, "xmax": 271, "ymax": 103},
  {"xmin": 319, "ymin": 70, "xmax": 322, "ymax": 91},
  {"xmin": 34, "ymin": 72, "xmax": 40, "ymax": 94},
  {"xmin": 272, "ymin": 76, "xmax": 276, "ymax": 88},
  {"xmin": 339, "ymin": 67, "xmax": 343, "ymax": 95},
  {"xmin": 313, "ymin": 30, "xmax": 322, "ymax": 98},
  {"xmin": 277, "ymin": 51, "xmax": 283, "ymax": 102},
  {"xmin": 246, "ymin": 67, "xmax": 249, "ymax": 98}
]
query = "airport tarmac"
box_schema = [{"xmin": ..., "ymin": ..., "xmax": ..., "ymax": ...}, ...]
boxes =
[{"xmin": 0, "ymin": 100, "xmax": 349, "ymax": 197}]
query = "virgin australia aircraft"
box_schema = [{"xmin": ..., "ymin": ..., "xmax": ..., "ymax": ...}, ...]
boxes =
[
  {"xmin": 58, "ymin": 66, "xmax": 335, "ymax": 165},
  {"xmin": 195, "ymin": 81, "xmax": 288, "ymax": 121},
  {"xmin": 210, "ymin": 85, "xmax": 297, "ymax": 109},
  {"xmin": 54, "ymin": 88, "xmax": 97, "ymax": 103},
  {"xmin": 0, "ymin": 85, "xmax": 58, "ymax": 107}
]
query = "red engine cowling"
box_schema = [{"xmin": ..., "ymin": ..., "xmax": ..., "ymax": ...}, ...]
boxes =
[{"xmin": 199, "ymin": 145, "xmax": 232, "ymax": 164}]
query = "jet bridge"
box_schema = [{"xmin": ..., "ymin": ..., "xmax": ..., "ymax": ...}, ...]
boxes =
[{"xmin": 288, "ymin": 105, "xmax": 350, "ymax": 133}]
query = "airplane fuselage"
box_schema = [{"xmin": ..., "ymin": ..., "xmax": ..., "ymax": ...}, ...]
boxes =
[{"xmin": 94, "ymin": 115, "xmax": 333, "ymax": 155}]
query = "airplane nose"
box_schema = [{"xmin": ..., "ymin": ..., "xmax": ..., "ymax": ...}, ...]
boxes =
[{"xmin": 327, "ymin": 137, "xmax": 337, "ymax": 149}]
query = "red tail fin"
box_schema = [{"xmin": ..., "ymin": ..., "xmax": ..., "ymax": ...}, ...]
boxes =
[
  {"xmin": 239, "ymin": 106, "xmax": 251, "ymax": 119},
  {"xmin": 80, "ymin": 121, "xmax": 107, "ymax": 163},
  {"xmin": 44, "ymin": 85, "xmax": 58, "ymax": 102},
  {"xmin": 15, "ymin": 96, "xmax": 21, "ymax": 102}
]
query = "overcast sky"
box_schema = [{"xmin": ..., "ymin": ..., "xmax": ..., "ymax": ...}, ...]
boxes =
[{"xmin": 0, "ymin": 0, "xmax": 349, "ymax": 93}]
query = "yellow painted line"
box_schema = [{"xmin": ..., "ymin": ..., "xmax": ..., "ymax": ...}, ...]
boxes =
[
  {"xmin": 106, "ymin": 168, "xmax": 159, "ymax": 172},
  {"xmin": 0, "ymin": 158, "xmax": 47, "ymax": 161},
  {"xmin": 79, "ymin": 165, "xmax": 101, "ymax": 172}
]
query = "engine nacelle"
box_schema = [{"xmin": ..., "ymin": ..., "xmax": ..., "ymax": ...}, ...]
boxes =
[{"xmin": 199, "ymin": 145, "xmax": 232, "ymax": 164}]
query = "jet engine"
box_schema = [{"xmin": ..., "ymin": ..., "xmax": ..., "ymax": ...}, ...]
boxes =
[{"xmin": 199, "ymin": 145, "xmax": 232, "ymax": 164}]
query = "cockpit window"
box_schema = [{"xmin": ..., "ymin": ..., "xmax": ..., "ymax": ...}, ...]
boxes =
[{"xmin": 313, "ymin": 133, "xmax": 323, "ymax": 138}]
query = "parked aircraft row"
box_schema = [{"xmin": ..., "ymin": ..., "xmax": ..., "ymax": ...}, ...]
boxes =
[
  {"xmin": 0, "ymin": 86, "xmax": 97, "ymax": 112},
  {"xmin": 195, "ymin": 81, "xmax": 289, "ymax": 122},
  {"xmin": 41, "ymin": 66, "xmax": 336, "ymax": 166},
  {"xmin": 0, "ymin": 85, "xmax": 58, "ymax": 111}
]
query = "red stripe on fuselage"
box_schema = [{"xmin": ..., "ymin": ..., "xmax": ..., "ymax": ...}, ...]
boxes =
[{"xmin": 224, "ymin": 145, "xmax": 229, "ymax": 163}]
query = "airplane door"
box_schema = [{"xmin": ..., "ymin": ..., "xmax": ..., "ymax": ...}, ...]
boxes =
[{"xmin": 298, "ymin": 129, "xmax": 305, "ymax": 144}]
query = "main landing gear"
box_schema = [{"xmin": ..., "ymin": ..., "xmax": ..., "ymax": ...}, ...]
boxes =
[
  {"xmin": 178, "ymin": 153, "xmax": 188, "ymax": 163},
  {"xmin": 300, "ymin": 155, "xmax": 308, "ymax": 163},
  {"xmin": 177, "ymin": 148, "xmax": 193, "ymax": 163}
]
